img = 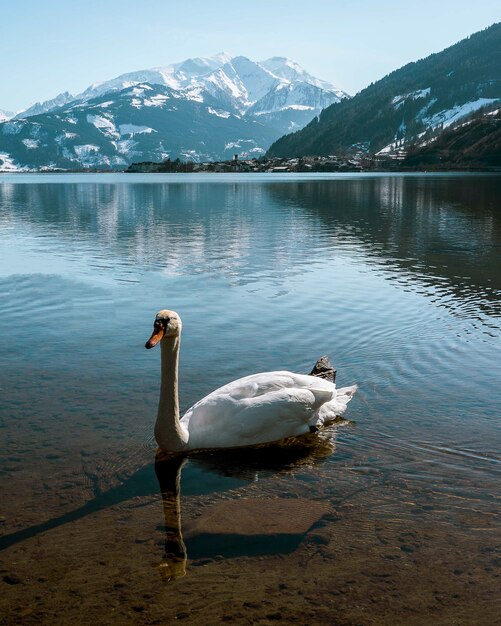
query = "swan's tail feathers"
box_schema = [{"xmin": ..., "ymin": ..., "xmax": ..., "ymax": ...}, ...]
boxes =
[
  {"xmin": 337, "ymin": 384, "xmax": 357, "ymax": 409},
  {"xmin": 309, "ymin": 355, "xmax": 336, "ymax": 383},
  {"xmin": 317, "ymin": 384, "xmax": 357, "ymax": 425}
]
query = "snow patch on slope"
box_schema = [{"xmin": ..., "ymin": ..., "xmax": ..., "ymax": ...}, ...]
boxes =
[
  {"xmin": 224, "ymin": 139, "xmax": 266, "ymax": 157},
  {"xmin": 22, "ymin": 139, "xmax": 39, "ymax": 149},
  {"xmin": 392, "ymin": 88, "xmax": 431, "ymax": 109},
  {"xmin": 375, "ymin": 139, "xmax": 407, "ymax": 156},
  {"xmin": 207, "ymin": 107, "xmax": 231, "ymax": 118},
  {"xmin": 119, "ymin": 124, "xmax": 156, "ymax": 136},
  {"xmin": 87, "ymin": 114, "xmax": 119, "ymax": 138},
  {"xmin": 143, "ymin": 94, "xmax": 170, "ymax": 107},
  {"xmin": 74, "ymin": 144, "xmax": 100, "ymax": 158},
  {"xmin": 0, "ymin": 152, "xmax": 29, "ymax": 171},
  {"xmin": 182, "ymin": 87, "xmax": 205, "ymax": 103},
  {"xmin": 423, "ymin": 98, "xmax": 499, "ymax": 128}
]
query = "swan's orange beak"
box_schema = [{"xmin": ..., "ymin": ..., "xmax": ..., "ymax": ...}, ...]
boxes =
[{"xmin": 145, "ymin": 322, "xmax": 164, "ymax": 349}]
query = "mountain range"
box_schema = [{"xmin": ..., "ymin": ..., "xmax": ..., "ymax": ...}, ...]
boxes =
[
  {"xmin": 2, "ymin": 24, "xmax": 500, "ymax": 173},
  {"xmin": 0, "ymin": 55, "xmax": 347, "ymax": 171},
  {"xmin": 267, "ymin": 23, "xmax": 501, "ymax": 159}
]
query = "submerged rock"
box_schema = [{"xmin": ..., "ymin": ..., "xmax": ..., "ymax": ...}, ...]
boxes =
[{"xmin": 185, "ymin": 498, "xmax": 330, "ymax": 537}]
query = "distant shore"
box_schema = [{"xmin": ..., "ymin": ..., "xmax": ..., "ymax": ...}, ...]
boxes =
[{"xmin": 2, "ymin": 155, "xmax": 500, "ymax": 175}]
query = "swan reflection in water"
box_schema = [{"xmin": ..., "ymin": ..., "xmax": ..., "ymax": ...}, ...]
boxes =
[
  {"xmin": 154, "ymin": 427, "xmax": 344, "ymax": 582},
  {"xmin": 0, "ymin": 354, "xmax": 348, "ymax": 582},
  {"xmin": 0, "ymin": 423, "xmax": 347, "ymax": 579}
]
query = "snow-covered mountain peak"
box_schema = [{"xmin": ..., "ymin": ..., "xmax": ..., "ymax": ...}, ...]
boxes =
[
  {"xmin": 175, "ymin": 51, "xmax": 231, "ymax": 67},
  {"xmin": 212, "ymin": 52, "xmax": 233, "ymax": 64},
  {"xmin": 15, "ymin": 92, "xmax": 75, "ymax": 120},
  {"xmin": 169, "ymin": 53, "xmax": 229, "ymax": 79},
  {"xmin": 260, "ymin": 56, "xmax": 348, "ymax": 98},
  {"xmin": 14, "ymin": 53, "xmax": 347, "ymax": 121},
  {"xmin": 213, "ymin": 56, "xmax": 281, "ymax": 106},
  {"xmin": 76, "ymin": 54, "xmax": 233, "ymax": 103},
  {"xmin": 262, "ymin": 56, "xmax": 302, "ymax": 73}
]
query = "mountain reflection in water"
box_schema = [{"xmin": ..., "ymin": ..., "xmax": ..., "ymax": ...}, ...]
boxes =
[{"xmin": 1, "ymin": 174, "xmax": 499, "ymax": 326}]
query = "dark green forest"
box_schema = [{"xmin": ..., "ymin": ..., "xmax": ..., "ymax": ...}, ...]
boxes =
[{"xmin": 267, "ymin": 23, "xmax": 501, "ymax": 158}]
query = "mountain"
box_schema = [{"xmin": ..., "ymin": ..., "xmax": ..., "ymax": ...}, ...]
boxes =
[
  {"xmin": 402, "ymin": 108, "xmax": 501, "ymax": 168},
  {"xmin": 267, "ymin": 23, "xmax": 501, "ymax": 158},
  {"xmin": 76, "ymin": 53, "xmax": 233, "ymax": 101},
  {"xmin": 61, "ymin": 53, "xmax": 347, "ymax": 118},
  {"xmin": 247, "ymin": 81, "xmax": 348, "ymax": 136},
  {"xmin": 14, "ymin": 92, "xmax": 74, "ymax": 120},
  {"xmin": 0, "ymin": 84, "xmax": 281, "ymax": 171},
  {"xmin": 260, "ymin": 57, "xmax": 348, "ymax": 98},
  {"xmin": 0, "ymin": 54, "xmax": 347, "ymax": 171}
]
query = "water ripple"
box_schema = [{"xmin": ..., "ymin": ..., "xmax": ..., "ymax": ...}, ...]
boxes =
[{"xmin": 1, "ymin": 173, "xmax": 500, "ymax": 545}]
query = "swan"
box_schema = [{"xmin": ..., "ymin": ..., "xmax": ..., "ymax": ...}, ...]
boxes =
[{"xmin": 145, "ymin": 309, "xmax": 357, "ymax": 452}]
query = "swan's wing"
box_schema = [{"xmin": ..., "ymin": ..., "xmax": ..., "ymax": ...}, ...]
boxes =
[
  {"xmin": 189, "ymin": 371, "xmax": 336, "ymax": 405},
  {"xmin": 181, "ymin": 372, "xmax": 338, "ymax": 449}
]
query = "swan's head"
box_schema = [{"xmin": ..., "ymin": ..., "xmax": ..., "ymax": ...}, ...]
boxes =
[{"xmin": 145, "ymin": 310, "xmax": 182, "ymax": 349}]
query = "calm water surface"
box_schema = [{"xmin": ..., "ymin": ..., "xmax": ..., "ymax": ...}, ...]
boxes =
[{"xmin": 0, "ymin": 173, "xmax": 500, "ymax": 624}]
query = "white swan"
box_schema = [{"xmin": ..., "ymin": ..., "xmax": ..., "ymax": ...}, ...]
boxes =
[{"xmin": 145, "ymin": 309, "xmax": 357, "ymax": 452}]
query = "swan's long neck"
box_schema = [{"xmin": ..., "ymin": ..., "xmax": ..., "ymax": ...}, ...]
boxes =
[{"xmin": 155, "ymin": 334, "xmax": 189, "ymax": 452}]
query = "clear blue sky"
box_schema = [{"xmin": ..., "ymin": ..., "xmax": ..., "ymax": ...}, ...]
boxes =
[{"xmin": 1, "ymin": 0, "xmax": 499, "ymax": 112}]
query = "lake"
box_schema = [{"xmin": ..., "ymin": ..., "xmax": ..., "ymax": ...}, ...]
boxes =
[{"xmin": 0, "ymin": 172, "xmax": 500, "ymax": 625}]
